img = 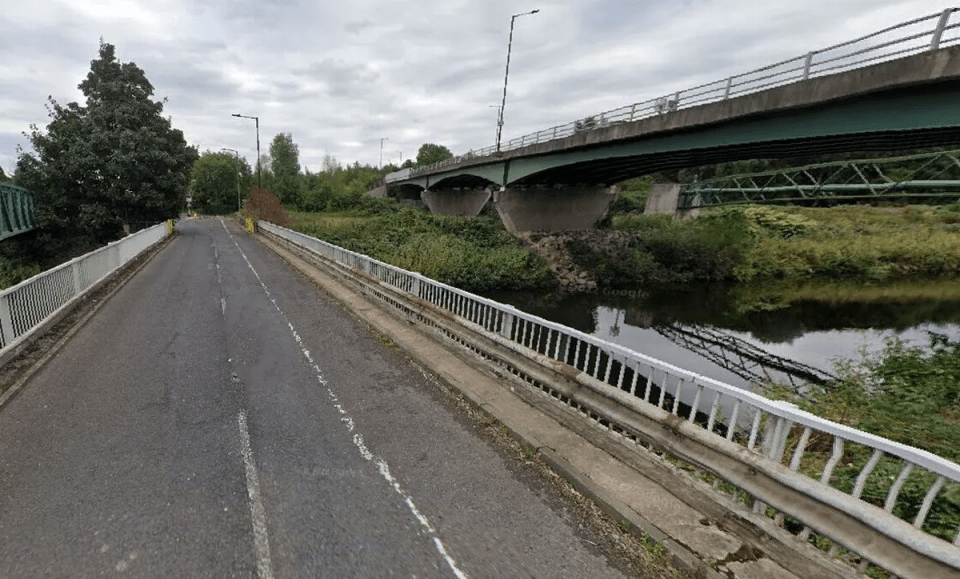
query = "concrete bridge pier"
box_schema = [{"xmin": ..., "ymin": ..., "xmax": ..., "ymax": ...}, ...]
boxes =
[
  {"xmin": 421, "ymin": 188, "xmax": 492, "ymax": 217},
  {"xmin": 367, "ymin": 183, "xmax": 388, "ymax": 198},
  {"xmin": 644, "ymin": 183, "xmax": 700, "ymax": 220},
  {"xmin": 493, "ymin": 185, "xmax": 619, "ymax": 233}
]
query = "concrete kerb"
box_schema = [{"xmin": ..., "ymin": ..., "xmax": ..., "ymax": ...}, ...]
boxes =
[
  {"xmin": 0, "ymin": 232, "xmax": 175, "ymax": 410},
  {"xmin": 252, "ymin": 228, "xmax": 725, "ymax": 579}
]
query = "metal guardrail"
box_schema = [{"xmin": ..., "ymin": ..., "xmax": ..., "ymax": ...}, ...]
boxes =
[
  {"xmin": 259, "ymin": 219, "xmax": 960, "ymax": 577},
  {"xmin": 409, "ymin": 8, "xmax": 960, "ymax": 179},
  {"xmin": 678, "ymin": 149, "xmax": 960, "ymax": 208},
  {"xmin": 0, "ymin": 222, "xmax": 169, "ymax": 352},
  {"xmin": 0, "ymin": 183, "xmax": 37, "ymax": 241}
]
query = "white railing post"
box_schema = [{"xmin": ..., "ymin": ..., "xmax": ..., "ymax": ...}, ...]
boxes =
[
  {"xmin": 500, "ymin": 312, "xmax": 514, "ymax": 339},
  {"xmin": 0, "ymin": 294, "xmax": 14, "ymax": 345},
  {"xmin": 802, "ymin": 51, "xmax": 815, "ymax": 80},
  {"xmin": 931, "ymin": 8, "xmax": 952, "ymax": 51},
  {"xmin": 723, "ymin": 77, "xmax": 733, "ymax": 99},
  {"xmin": 72, "ymin": 261, "xmax": 83, "ymax": 296}
]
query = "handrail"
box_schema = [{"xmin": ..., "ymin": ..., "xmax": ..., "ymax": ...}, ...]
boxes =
[{"xmin": 408, "ymin": 9, "xmax": 960, "ymax": 179}]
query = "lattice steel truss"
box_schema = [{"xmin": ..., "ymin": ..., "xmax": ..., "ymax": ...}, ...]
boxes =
[
  {"xmin": 654, "ymin": 323, "xmax": 837, "ymax": 390},
  {"xmin": 0, "ymin": 183, "xmax": 36, "ymax": 241},
  {"xmin": 678, "ymin": 149, "xmax": 960, "ymax": 209}
]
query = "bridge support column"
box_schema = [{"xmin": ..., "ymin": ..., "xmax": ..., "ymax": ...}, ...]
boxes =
[
  {"xmin": 643, "ymin": 183, "xmax": 700, "ymax": 220},
  {"xmin": 493, "ymin": 185, "xmax": 619, "ymax": 233},
  {"xmin": 421, "ymin": 188, "xmax": 492, "ymax": 217}
]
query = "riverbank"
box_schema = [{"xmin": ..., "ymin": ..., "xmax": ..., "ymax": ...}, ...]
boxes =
[{"xmin": 286, "ymin": 203, "xmax": 960, "ymax": 295}]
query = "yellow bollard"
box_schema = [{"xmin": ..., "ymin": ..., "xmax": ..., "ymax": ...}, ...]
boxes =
[
  {"xmin": 246, "ymin": 218, "xmax": 256, "ymax": 233},
  {"xmin": 167, "ymin": 219, "xmax": 174, "ymax": 234}
]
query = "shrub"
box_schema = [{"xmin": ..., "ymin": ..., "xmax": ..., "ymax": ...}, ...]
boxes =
[{"xmin": 244, "ymin": 187, "xmax": 289, "ymax": 226}]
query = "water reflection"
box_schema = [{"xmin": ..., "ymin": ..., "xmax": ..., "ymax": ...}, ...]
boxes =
[{"xmin": 484, "ymin": 282, "xmax": 960, "ymax": 391}]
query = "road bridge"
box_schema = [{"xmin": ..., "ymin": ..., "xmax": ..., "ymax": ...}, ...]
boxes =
[
  {"xmin": 386, "ymin": 10, "xmax": 960, "ymax": 232},
  {"xmin": 1, "ymin": 218, "xmax": 958, "ymax": 577}
]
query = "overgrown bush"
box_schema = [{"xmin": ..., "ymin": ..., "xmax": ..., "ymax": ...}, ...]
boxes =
[
  {"xmin": 291, "ymin": 210, "xmax": 552, "ymax": 292},
  {"xmin": 775, "ymin": 335, "xmax": 960, "ymax": 543},
  {"xmin": 244, "ymin": 187, "xmax": 289, "ymax": 227},
  {"xmin": 596, "ymin": 211, "xmax": 753, "ymax": 286}
]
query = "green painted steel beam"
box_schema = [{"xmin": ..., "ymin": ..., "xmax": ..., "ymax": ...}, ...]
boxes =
[
  {"xmin": 393, "ymin": 80, "xmax": 960, "ymax": 191},
  {"xmin": 0, "ymin": 183, "xmax": 37, "ymax": 241}
]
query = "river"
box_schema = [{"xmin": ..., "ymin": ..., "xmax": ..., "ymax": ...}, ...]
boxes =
[{"xmin": 484, "ymin": 281, "xmax": 960, "ymax": 391}]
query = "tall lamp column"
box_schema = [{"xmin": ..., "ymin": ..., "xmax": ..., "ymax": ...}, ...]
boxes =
[
  {"xmin": 496, "ymin": 9, "xmax": 540, "ymax": 153},
  {"xmin": 231, "ymin": 113, "xmax": 260, "ymax": 189}
]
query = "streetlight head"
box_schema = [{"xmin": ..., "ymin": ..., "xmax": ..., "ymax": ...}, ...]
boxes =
[
  {"xmin": 231, "ymin": 113, "xmax": 241, "ymax": 117},
  {"xmin": 531, "ymin": 9, "xmax": 540, "ymax": 13}
]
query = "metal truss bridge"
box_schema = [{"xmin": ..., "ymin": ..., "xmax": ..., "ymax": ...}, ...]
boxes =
[
  {"xmin": 0, "ymin": 183, "xmax": 36, "ymax": 241},
  {"xmin": 677, "ymin": 149, "xmax": 960, "ymax": 210}
]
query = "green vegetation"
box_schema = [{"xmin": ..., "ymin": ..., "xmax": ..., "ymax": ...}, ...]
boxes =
[
  {"xmin": 758, "ymin": 335, "xmax": 960, "ymax": 556},
  {"xmin": 602, "ymin": 204, "xmax": 960, "ymax": 287},
  {"xmin": 290, "ymin": 209, "xmax": 552, "ymax": 292},
  {"xmin": 9, "ymin": 40, "xmax": 196, "ymax": 284}
]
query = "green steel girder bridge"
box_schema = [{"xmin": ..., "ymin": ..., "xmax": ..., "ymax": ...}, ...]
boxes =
[
  {"xmin": 677, "ymin": 149, "xmax": 960, "ymax": 209},
  {"xmin": 384, "ymin": 9, "xmax": 960, "ymax": 232},
  {"xmin": 0, "ymin": 183, "xmax": 36, "ymax": 241}
]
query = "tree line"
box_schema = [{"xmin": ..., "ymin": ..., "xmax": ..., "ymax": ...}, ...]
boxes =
[{"xmin": 187, "ymin": 139, "xmax": 453, "ymax": 214}]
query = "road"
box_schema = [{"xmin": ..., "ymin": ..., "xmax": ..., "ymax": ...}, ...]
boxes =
[{"xmin": 0, "ymin": 218, "xmax": 637, "ymax": 578}]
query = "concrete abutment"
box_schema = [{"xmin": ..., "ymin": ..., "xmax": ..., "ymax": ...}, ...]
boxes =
[
  {"xmin": 421, "ymin": 188, "xmax": 492, "ymax": 217},
  {"xmin": 493, "ymin": 185, "xmax": 619, "ymax": 234}
]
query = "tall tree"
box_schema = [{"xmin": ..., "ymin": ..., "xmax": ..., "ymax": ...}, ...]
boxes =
[
  {"xmin": 16, "ymin": 40, "xmax": 197, "ymax": 245},
  {"xmin": 189, "ymin": 151, "xmax": 252, "ymax": 213},
  {"xmin": 269, "ymin": 133, "xmax": 301, "ymax": 206},
  {"xmin": 415, "ymin": 143, "xmax": 453, "ymax": 167}
]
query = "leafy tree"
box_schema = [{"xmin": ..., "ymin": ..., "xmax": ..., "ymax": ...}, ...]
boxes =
[
  {"xmin": 270, "ymin": 133, "xmax": 301, "ymax": 206},
  {"xmin": 415, "ymin": 143, "xmax": 453, "ymax": 167},
  {"xmin": 189, "ymin": 151, "xmax": 252, "ymax": 213},
  {"xmin": 16, "ymin": 40, "xmax": 196, "ymax": 248},
  {"xmin": 0, "ymin": 166, "xmax": 10, "ymax": 182}
]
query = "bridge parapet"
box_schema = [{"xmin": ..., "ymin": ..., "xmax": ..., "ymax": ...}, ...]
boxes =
[
  {"xmin": 410, "ymin": 8, "xmax": 960, "ymax": 179},
  {"xmin": 0, "ymin": 222, "xmax": 170, "ymax": 357},
  {"xmin": 258, "ymin": 219, "xmax": 960, "ymax": 578}
]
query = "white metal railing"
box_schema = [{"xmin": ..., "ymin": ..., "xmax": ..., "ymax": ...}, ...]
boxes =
[
  {"xmin": 0, "ymin": 222, "xmax": 169, "ymax": 353},
  {"xmin": 409, "ymin": 8, "xmax": 960, "ymax": 179},
  {"xmin": 259, "ymin": 220, "xmax": 960, "ymax": 574}
]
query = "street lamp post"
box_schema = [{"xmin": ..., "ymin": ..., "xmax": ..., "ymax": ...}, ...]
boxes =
[
  {"xmin": 488, "ymin": 104, "xmax": 502, "ymax": 144},
  {"xmin": 380, "ymin": 137, "xmax": 389, "ymax": 170},
  {"xmin": 496, "ymin": 9, "xmax": 540, "ymax": 153},
  {"xmin": 221, "ymin": 148, "xmax": 242, "ymax": 211},
  {"xmin": 231, "ymin": 113, "xmax": 260, "ymax": 189}
]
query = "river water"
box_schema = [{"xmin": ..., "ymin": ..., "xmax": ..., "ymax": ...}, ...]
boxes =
[{"xmin": 484, "ymin": 281, "xmax": 960, "ymax": 391}]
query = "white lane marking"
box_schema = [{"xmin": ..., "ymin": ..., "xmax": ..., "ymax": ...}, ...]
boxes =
[
  {"xmin": 219, "ymin": 220, "xmax": 468, "ymax": 579},
  {"xmin": 238, "ymin": 410, "xmax": 275, "ymax": 579}
]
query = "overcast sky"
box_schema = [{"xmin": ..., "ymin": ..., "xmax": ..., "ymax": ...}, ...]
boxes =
[{"xmin": 2, "ymin": 0, "xmax": 957, "ymax": 175}]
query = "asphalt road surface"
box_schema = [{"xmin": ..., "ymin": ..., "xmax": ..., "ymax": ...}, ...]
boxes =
[{"xmin": 0, "ymin": 218, "xmax": 636, "ymax": 578}]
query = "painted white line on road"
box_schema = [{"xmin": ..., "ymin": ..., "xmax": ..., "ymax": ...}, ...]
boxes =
[
  {"xmin": 220, "ymin": 219, "xmax": 469, "ymax": 579},
  {"xmin": 238, "ymin": 409, "xmax": 275, "ymax": 579}
]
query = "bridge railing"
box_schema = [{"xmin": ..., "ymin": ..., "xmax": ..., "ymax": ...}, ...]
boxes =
[
  {"xmin": 258, "ymin": 220, "xmax": 959, "ymax": 576},
  {"xmin": 0, "ymin": 222, "xmax": 170, "ymax": 354},
  {"xmin": 410, "ymin": 8, "xmax": 960, "ymax": 179}
]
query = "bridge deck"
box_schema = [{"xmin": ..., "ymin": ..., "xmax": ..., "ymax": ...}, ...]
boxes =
[{"xmin": 0, "ymin": 218, "xmax": 707, "ymax": 578}]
